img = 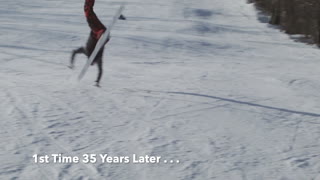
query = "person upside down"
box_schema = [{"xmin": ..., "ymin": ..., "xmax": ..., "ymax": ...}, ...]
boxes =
[{"xmin": 70, "ymin": 0, "xmax": 125, "ymax": 86}]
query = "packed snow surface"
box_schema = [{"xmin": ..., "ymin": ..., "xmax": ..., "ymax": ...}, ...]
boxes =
[{"xmin": 1, "ymin": 0, "xmax": 320, "ymax": 179}]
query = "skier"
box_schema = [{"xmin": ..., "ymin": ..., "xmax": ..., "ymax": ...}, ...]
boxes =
[{"xmin": 70, "ymin": 0, "xmax": 125, "ymax": 87}]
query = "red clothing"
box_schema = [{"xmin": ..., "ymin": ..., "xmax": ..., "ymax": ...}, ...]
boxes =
[{"xmin": 84, "ymin": 0, "xmax": 106, "ymax": 39}]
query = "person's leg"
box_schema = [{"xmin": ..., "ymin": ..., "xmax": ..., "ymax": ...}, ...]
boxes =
[{"xmin": 84, "ymin": 0, "xmax": 106, "ymax": 40}]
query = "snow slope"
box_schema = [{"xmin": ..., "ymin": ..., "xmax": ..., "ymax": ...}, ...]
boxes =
[{"xmin": 1, "ymin": 0, "xmax": 320, "ymax": 179}]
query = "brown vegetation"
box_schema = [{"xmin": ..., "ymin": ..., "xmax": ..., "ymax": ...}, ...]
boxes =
[{"xmin": 249, "ymin": 0, "xmax": 320, "ymax": 46}]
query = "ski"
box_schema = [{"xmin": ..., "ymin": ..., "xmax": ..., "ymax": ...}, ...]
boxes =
[{"xmin": 78, "ymin": 5, "xmax": 125, "ymax": 81}]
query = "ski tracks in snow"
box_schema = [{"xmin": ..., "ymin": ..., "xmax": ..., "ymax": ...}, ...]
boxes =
[
  {"xmin": 120, "ymin": 88, "xmax": 320, "ymax": 179},
  {"xmin": 0, "ymin": 85, "xmax": 107, "ymax": 179}
]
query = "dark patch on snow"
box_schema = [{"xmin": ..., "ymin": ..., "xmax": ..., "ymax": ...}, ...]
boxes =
[
  {"xmin": 179, "ymin": 22, "xmax": 261, "ymax": 37},
  {"xmin": 183, "ymin": 8, "xmax": 220, "ymax": 19},
  {"xmin": 193, "ymin": 9, "xmax": 213, "ymax": 18},
  {"xmin": 256, "ymin": 11, "xmax": 270, "ymax": 23}
]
